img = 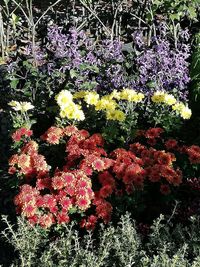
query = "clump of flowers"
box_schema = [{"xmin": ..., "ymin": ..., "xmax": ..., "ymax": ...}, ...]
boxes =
[
  {"xmin": 11, "ymin": 127, "xmax": 33, "ymax": 142},
  {"xmin": 151, "ymin": 91, "xmax": 192, "ymax": 119},
  {"xmin": 56, "ymin": 89, "xmax": 191, "ymax": 124},
  {"xmin": 9, "ymin": 126, "xmax": 200, "ymax": 230},
  {"xmin": 185, "ymin": 145, "xmax": 200, "ymax": 164},
  {"xmin": 8, "ymin": 100, "xmax": 35, "ymax": 129},
  {"xmin": 55, "ymin": 90, "xmax": 85, "ymax": 121},
  {"xmin": 9, "ymin": 126, "xmax": 115, "ymax": 229},
  {"xmin": 133, "ymin": 26, "xmax": 190, "ymax": 99}
]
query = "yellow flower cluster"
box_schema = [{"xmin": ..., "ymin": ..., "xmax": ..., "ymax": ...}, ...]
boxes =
[
  {"xmin": 172, "ymin": 103, "xmax": 192, "ymax": 120},
  {"xmin": 55, "ymin": 90, "xmax": 85, "ymax": 121},
  {"xmin": 56, "ymin": 88, "xmax": 192, "ymax": 122},
  {"xmin": 73, "ymin": 88, "xmax": 145, "ymax": 122},
  {"xmin": 151, "ymin": 91, "xmax": 192, "ymax": 119},
  {"xmin": 119, "ymin": 88, "xmax": 145, "ymax": 102}
]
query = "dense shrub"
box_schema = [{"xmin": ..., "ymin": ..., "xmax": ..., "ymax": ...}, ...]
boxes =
[{"xmin": 2, "ymin": 213, "xmax": 200, "ymax": 266}]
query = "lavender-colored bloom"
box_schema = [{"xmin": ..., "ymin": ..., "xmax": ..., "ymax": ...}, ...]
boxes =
[
  {"xmin": 8, "ymin": 24, "xmax": 190, "ymax": 102},
  {"xmin": 134, "ymin": 34, "xmax": 190, "ymax": 99}
]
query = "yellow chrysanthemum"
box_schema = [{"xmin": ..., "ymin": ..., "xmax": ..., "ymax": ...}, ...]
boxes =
[
  {"xmin": 109, "ymin": 90, "xmax": 121, "ymax": 100},
  {"xmin": 84, "ymin": 92, "xmax": 99, "ymax": 105},
  {"xmin": 129, "ymin": 93, "xmax": 145, "ymax": 102},
  {"xmin": 106, "ymin": 109, "xmax": 126, "ymax": 122},
  {"xmin": 73, "ymin": 91, "xmax": 86, "ymax": 99},
  {"xmin": 120, "ymin": 89, "xmax": 136, "ymax": 101},
  {"xmin": 119, "ymin": 89, "xmax": 145, "ymax": 102},
  {"xmin": 59, "ymin": 102, "xmax": 85, "ymax": 121},
  {"xmin": 163, "ymin": 94, "xmax": 177, "ymax": 105},
  {"xmin": 55, "ymin": 90, "xmax": 73, "ymax": 108},
  {"xmin": 73, "ymin": 108, "xmax": 85, "ymax": 121},
  {"xmin": 172, "ymin": 102, "xmax": 185, "ymax": 112},
  {"xmin": 151, "ymin": 91, "xmax": 165, "ymax": 103},
  {"xmin": 95, "ymin": 99, "xmax": 117, "ymax": 111},
  {"xmin": 180, "ymin": 106, "xmax": 192, "ymax": 120},
  {"xmin": 59, "ymin": 103, "xmax": 76, "ymax": 119}
]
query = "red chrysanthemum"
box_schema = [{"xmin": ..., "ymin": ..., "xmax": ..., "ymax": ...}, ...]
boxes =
[
  {"xmin": 52, "ymin": 175, "xmax": 65, "ymax": 190},
  {"xmin": 92, "ymin": 159, "xmax": 105, "ymax": 171},
  {"xmin": 57, "ymin": 211, "xmax": 70, "ymax": 224},
  {"xmin": 165, "ymin": 139, "xmax": 178, "ymax": 150},
  {"xmin": 99, "ymin": 185, "xmax": 113, "ymax": 198},
  {"xmin": 39, "ymin": 213, "xmax": 55, "ymax": 228},
  {"xmin": 145, "ymin": 128, "xmax": 164, "ymax": 139},
  {"xmin": 76, "ymin": 197, "xmax": 90, "ymax": 210}
]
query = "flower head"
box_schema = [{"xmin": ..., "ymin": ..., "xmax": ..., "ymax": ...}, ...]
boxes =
[{"xmin": 9, "ymin": 101, "xmax": 34, "ymax": 112}]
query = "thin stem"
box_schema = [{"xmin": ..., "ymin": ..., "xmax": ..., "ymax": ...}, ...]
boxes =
[
  {"xmin": 0, "ymin": 6, "xmax": 5, "ymax": 59},
  {"xmin": 130, "ymin": 12, "xmax": 150, "ymax": 27},
  {"xmin": 111, "ymin": 0, "xmax": 125, "ymax": 41},
  {"xmin": 80, "ymin": 0, "xmax": 111, "ymax": 36},
  {"xmin": 35, "ymin": 0, "xmax": 62, "ymax": 27},
  {"xmin": 77, "ymin": 13, "xmax": 93, "ymax": 32},
  {"xmin": 11, "ymin": 0, "xmax": 32, "ymax": 26}
]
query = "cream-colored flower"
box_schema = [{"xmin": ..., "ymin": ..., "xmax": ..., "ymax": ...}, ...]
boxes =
[
  {"xmin": 55, "ymin": 90, "xmax": 73, "ymax": 108},
  {"xmin": 20, "ymin": 102, "xmax": 34, "ymax": 112},
  {"xmin": 109, "ymin": 90, "xmax": 121, "ymax": 100},
  {"xmin": 163, "ymin": 94, "xmax": 177, "ymax": 105},
  {"xmin": 172, "ymin": 102, "xmax": 185, "ymax": 112},
  {"xmin": 84, "ymin": 92, "xmax": 99, "ymax": 105},
  {"xmin": 151, "ymin": 91, "xmax": 165, "ymax": 103},
  {"xmin": 95, "ymin": 98, "xmax": 117, "ymax": 111},
  {"xmin": 8, "ymin": 101, "xmax": 34, "ymax": 112},
  {"xmin": 180, "ymin": 106, "xmax": 192, "ymax": 120}
]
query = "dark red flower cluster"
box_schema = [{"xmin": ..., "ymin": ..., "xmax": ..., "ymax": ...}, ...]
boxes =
[
  {"xmin": 137, "ymin": 128, "xmax": 200, "ymax": 166},
  {"xmin": 186, "ymin": 145, "xmax": 200, "ymax": 164},
  {"xmin": 136, "ymin": 127, "xmax": 164, "ymax": 146},
  {"xmin": 110, "ymin": 144, "xmax": 181, "ymax": 195}
]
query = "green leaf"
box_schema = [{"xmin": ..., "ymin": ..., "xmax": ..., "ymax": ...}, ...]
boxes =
[
  {"xmin": 70, "ymin": 69, "xmax": 79, "ymax": 78},
  {"xmin": 169, "ymin": 13, "xmax": 181, "ymax": 21},
  {"xmin": 146, "ymin": 81, "xmax": 157, "ymax": 88},
  {"xmin": 80, "ymin": 81, "xmax": 98, "ymax": 90},
  {"xmin": 79, "ymin": 63, "xmax": 99, "ymax": 73},
  {"xmin": 69, "ymin": 207, "xmax": 78, "ymax": 214},
  {"xmin": 188, "ymin": 6, "xmax": 197, "ymax": 19},
  {"xmin": 122, "ymin": 42, "xmax": 134, "ymax": 53},
  {"xmin": 10, "ymin": 79, "xmax": 19, "ymax": 89}
]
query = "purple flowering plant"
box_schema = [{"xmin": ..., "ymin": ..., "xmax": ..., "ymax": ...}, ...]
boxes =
[{"xmin": 5, "ymin": 22, "xmax": 191, "ymax": 136}]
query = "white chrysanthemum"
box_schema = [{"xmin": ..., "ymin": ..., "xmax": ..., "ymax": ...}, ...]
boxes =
[
  {"xmin": 20, "ymin": 102, "xmax": 34, "ymax": 112},
  {"xmin": 8, "ymin": 101, "xmax": 34, "ymax": 111}
]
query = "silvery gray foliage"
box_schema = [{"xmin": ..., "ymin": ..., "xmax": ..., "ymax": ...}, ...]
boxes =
[{"xmin": 2, "ymin": 213, "xmax": 200, "ymax": 267}]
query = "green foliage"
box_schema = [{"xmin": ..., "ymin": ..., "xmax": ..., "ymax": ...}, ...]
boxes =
[
  {"xmin": 190, "ymin": 33, "xmax": 200, "ymax": 102},
  {"xmin": 150, "ymin": 0, "xmax": 200, "ymax": 22},
  {"xmin": 2, "ymin": 213, "xmax": 200, "ymax": 267}
]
